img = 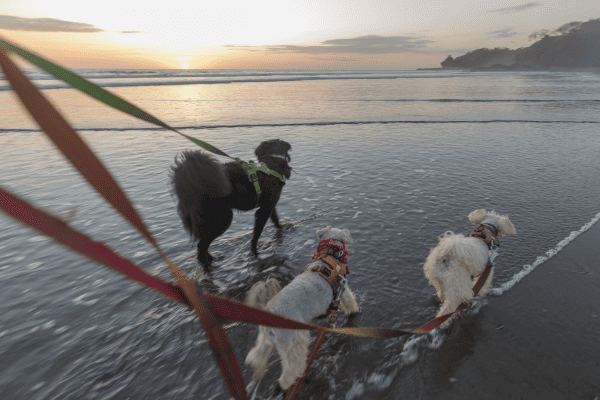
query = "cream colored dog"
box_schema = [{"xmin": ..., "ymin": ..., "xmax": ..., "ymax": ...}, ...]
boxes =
[
  {"xmin": 244, "ymin": 226, "xmax": 360, "ymax": 394},
  {"xmin": 423, "ymin": 209, "xmax": 516, "ymax": 320}
]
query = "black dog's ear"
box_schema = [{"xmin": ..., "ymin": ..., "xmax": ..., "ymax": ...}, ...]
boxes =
[{"xmin": 255, "ymin": 139, "xmax": 292, "ymax": 158}]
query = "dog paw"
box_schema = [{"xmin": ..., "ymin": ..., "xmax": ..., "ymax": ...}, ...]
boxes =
[
  {"xmin": 346, "ymin": 312, "xmax": 359, "ymax": 327},
  {"xmin": 271, "ymin": 384, "xmax": 287, "ymax": 399},
  {"xmin": 198, "ymin": 253, "xmax": 214, "ymax": 268},
  {"xmin": 251, "ymin": 241, "xmax": 259, "ymax": 255},
  {"xmin": 198, "ymin": 250, "xmax": 213, "ymax": 262}
]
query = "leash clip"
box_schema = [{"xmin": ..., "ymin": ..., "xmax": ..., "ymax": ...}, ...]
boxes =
[
  {"xmin": 335, "ymin": 275, "xmax": 347, "ymax": 303},
  {"xmin": 489, "ymin": 247, "xmax": 499, "ymax": 263}
]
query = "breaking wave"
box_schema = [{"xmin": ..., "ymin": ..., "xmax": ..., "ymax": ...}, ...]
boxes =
[{"xmin": 491, "ymin": 211, "xmax": 600, "ymax": 295}]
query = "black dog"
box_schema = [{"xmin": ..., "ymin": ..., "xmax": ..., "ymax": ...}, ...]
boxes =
[{"xmin": 171, "ymin": 139, "xmax": 292, "ymax": 265}]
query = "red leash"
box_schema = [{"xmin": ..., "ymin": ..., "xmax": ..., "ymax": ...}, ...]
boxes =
[
  {"xmin": 1, "ymin": 186, "xmax": 493, "ymax": 400},
  {"xmin": 283, "ymin": 264, "xmax": 493, "ymax": 399},
  {"xmin": 0, "ymin": 42, "xmax": 494, "ymax": 400}
]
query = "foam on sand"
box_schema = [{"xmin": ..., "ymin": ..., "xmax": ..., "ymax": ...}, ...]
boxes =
[{"xmin": 491, "ymin": 210, "xmax": 600, "ymax": 296}]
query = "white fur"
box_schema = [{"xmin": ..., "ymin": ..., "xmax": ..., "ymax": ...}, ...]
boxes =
[
  {"xmin": 423, "ymin": 210, "xmax": 516, "ymax": 322},
  {"xmin": 244, "ymin": 226, "xmax": 360, "ymax": 390}
]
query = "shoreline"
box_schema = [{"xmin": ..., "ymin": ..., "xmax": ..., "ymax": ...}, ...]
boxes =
[
  {"xmin": 435, "ymin": 217, "xmax": 600, "ymax": 399},
  {"xmin": 417, "ymin": 66, "xmax": 600, "ymax": 72}
]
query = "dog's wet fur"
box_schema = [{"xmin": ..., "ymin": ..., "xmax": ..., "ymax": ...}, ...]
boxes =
[
  {"xmin": 423, "ymin": 209, "xmax": 516, "ymax": 325},
  {"xmin": 244, "ymin": 226, "xmax": 360, "ymax": 392},
  {"xmin": 171, "ymin": 139, "xmax": 292, "ymax": 265}
]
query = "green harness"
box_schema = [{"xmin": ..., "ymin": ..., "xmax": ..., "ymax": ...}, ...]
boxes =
[{"xmin": 235, "ymin": 158, "xmax": 287, "ymax": 204}]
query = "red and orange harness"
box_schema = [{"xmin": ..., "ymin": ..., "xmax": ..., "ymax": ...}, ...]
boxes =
[
  {"xmin": 302, "ymin": 239, "xmax": 349, "ymax": 292},
  {"xmin": 300, "ymin": 238, "xmax": 350, "ymax": 320}
]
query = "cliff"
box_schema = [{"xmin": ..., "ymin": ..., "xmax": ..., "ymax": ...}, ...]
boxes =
[{"xmin": 441, "ymin": 19, "xmax": 600, "ymax": 70}]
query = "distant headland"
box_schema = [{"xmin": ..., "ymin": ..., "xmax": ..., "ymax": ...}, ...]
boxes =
[{"xmin": 420, "ymin": 19, "xmax": 600, "ymax": 72}]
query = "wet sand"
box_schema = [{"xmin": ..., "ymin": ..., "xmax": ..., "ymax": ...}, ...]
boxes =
[{"xmin": 428, "ymin": 221, "xmax": 600, "ymax": 399}]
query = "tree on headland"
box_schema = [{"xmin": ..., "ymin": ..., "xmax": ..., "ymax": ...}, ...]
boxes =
[
  {"xmin": 517, "ymin": 19, "xmax": 600, "ymax": 67},
  {"xmin": 528, "ymin": 21, "xmax": 583, "ymax": 41},
  {"xmin": 441, "ymin": 19, "xmax": 600, "ymax": 69}
]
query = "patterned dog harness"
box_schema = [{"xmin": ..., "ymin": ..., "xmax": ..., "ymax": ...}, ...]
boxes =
[
  {"xmin": 235, "ymin": 157, "xmax": 287, "ymax": 206},
  {"xmin": 302, "ymin": 239, "xmax": 350, "ymax": 320},
  {"xmin": 467, "ymin": 223, "xmax": 500, "ymax": 267},
  {"xmin": 467, "ymin": 223, "xmax": 500, "ymax": 251}
]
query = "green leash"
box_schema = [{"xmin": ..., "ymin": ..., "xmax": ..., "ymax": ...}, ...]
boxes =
[
  {"xmin": 0, "ymin": 37, "xmax": 229, "ymax": 157},
  {"xmin": 0, "ymin": 37, "xmax": 288, "ymax": 202}
]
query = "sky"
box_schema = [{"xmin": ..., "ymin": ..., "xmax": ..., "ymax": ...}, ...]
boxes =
[{"xmin": 1, "ymin": 0, "xmax": 599, "ymax": 70}]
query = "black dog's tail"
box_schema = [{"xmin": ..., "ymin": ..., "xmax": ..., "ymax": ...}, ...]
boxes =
[{"xmin": 171, "ymin": 150, "xmax": 232, "ymax": 238}]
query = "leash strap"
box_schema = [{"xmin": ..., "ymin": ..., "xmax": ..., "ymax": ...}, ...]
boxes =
[
  {"xmin": 0, "ymin": 46, "xmax": 248, "ymax": 400},
  {"xmin": 284, "ymin": 275, "xmax": 346, "ymax": 400},
  {"xmin": 0, "ymin": 187, "xmax": 495, "ymax": 341},
  {"xmin": 0, "ymin": 37, "xmax": 232, "ymax": 158},
  {"xmin": 0, "ymin": 38, "xmax": 495, "ymax": 400},
  {"xmin": 236, "ymin": 158, "xmax": 262, "ymax": 204},
  {"xmin": 255, "ymin": 162, "xmax": 286, "ymax": 183},
  {"xmin": 412, "ymin": 262, "xmax": 493, "ymax": 333}
]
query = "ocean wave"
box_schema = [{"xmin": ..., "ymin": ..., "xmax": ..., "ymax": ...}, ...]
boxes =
[
  {"xmin": 491, "ymin": 211, "xmax": 600, "ymax": 296},
  {"xmin": 2, "ymin": 119, "xmax": 599, "ymax": 134},
  {"xmin": 0, "ymin": 69, "xmax": 471, "ymax": 91}
]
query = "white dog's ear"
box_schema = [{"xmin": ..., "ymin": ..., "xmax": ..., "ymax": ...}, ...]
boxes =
[
  {"xmin": 316, "ymin": 225, "xmax": 332, "ymax": 239},
  {"xmin": 497, "ymin": 216, "xmax": 516, "ymax": 237},
  {"xmin": 340, "ymin": 229, "xmax": 353, "ymax": 245},
  {"xmin": 468, "ymin": 209, "xmax": 487, "ymax": 225}
]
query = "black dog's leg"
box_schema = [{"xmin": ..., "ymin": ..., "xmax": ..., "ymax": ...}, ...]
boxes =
[
  {"xmin": 270, "ymin": 207, "xmax": 282, "ymax": 229},
  {"xmin": 251, "ymin": 207, "xmax": 272, "ymax": 255},
  {"xmin": 196, "ymin": 205, "xmax": 233, "ymax": 266},
  {"xmin": 197, "ymin": 239, "xmax": 214, "ymax": 266}
]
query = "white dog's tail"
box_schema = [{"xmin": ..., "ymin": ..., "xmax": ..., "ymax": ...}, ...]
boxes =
[{"xmin": 245, "ymin": 276, "xmax": 282, "ymax": 310}]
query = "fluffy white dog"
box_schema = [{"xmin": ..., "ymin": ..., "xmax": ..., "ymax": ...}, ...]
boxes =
[
  {"xmin": 244, "ymin": 226, "xmax": 360, "ymax": 394},
  {"xmin": 423, "ymin": 209, "xmax": 516, "ymax": 320}
]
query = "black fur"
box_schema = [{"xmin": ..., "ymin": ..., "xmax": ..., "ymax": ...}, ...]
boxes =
[{"xmin": 171, "ymin": 139, "xmax": 292, "ymax": 265}]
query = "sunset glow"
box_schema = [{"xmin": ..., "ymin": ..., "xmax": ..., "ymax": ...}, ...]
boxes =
[{"xmin": 1, "ymin": 0, "xmax": 599, "ymax": 69}]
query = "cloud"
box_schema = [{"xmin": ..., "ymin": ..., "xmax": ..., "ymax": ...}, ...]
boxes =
[
  {"xmin": 489, "ymin": 28, "xmax": 518, "ymax": 38},
  {"xmin": 0, "ymin": 15, "xmax": 104, "ymax": 32},
  {"xmin": 488, "ymin": 2, "xmax": 540, "ymax": 14},
  {"xmin": 226, "ymin": 35, "xmax": 434, "ymax": 54},
  {"xmin": 119, "ymin": 31, "xmax": 144, "ymax": 34}
]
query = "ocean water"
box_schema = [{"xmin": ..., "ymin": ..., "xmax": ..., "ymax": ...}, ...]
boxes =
[{"xmin": 1, "ymin": 69, "xmax": 600, "ymax": 399}]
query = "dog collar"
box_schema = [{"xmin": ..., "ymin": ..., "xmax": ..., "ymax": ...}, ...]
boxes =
[
  {"xmin": 267, "ymin": 153, "xmax": 291, "ymax": 162},
  {"xmin": 312, "ymin": 238, "xmax": 349, "ymax": 264}
]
